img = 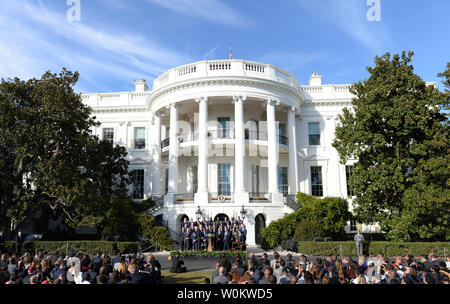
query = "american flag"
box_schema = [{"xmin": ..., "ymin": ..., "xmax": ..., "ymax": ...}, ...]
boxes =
[{"xmin": 229, "ymin": 46, "xmax": 234, "ymax": 60}]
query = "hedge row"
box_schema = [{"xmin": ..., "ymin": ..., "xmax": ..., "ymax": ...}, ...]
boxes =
[
  {"xmin": 296, "ymin": 241, "xmax": 450, "ymax": 257},
  {"xmin": 170, "ymin": 251, "xmax": 247, "ymax": 258},
  {"xmin": 3, "ymin": 241, "xmax": 139, "ymax": 255}
]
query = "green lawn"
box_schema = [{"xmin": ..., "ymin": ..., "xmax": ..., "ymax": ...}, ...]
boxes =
[{"xmin": 161, "ymin": 270, "xmax": 212, "ymax": 284}]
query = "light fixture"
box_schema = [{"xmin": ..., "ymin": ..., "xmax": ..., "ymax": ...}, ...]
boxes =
[
  {"xmin": 240, "ymin": 205, "xmax": 247, "ymax": 220},
  {"xmin": 195, "ymin": 206, "xmax": 202, "ymax": 220}
]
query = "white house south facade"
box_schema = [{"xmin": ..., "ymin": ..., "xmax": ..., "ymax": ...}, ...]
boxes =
[{"xmin": 82, "ymin": 60, "xmax": 364, "ymax": 245}]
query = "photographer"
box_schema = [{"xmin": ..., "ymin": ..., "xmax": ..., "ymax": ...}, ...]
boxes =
[{"xmin": 170, "ymin": 254, "xmax": 186, "ymax": 273}]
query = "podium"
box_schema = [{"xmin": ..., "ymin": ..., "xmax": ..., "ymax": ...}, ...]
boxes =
[
  {"xmin": 232, "ymin": 242, "xmax": 242, "ymax": 252},
  {"xmin": 207, "ymin": 239, "xmax": 212, "ymax": 252}
]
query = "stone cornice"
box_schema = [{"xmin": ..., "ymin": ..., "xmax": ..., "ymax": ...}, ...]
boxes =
[
  {"xmin": 92, "ymin": 106, "xmax": 149, "ymax": 114},
  {"xmin": 146, "ymin": 76, "xmax": 306, "ymax": 108},
  {"xmin": 303, "ymin": 99, "xmax": 353, "ymax": 107}
]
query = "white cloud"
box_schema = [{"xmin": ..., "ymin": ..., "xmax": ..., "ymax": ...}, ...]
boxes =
[
  {"xmin": 0, "ymin": 0, "xmax": 190, "ymax": 92},
  {"xmin": 147, "ymin": 0, "xmax": 245, "ymax": 26},
  {"xmin": 202, "ymin": 45, "xmax": 220, "ymax": 59},
  {"xmin": 297, "ymin": 0, "xmax": 391, "ymax": 52},
  {"xmin": 258, "ymin": 50, "xmax": 332, "ymax": 71}
]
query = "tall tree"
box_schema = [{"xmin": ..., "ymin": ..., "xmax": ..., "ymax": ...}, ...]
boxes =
[
  {"xmin": 0, "ymin": 69, "xmax": 130, "ymax": 230},
  {"xmin": 332, "ymin": 52, "xmax": 449, "ymax": 241}
]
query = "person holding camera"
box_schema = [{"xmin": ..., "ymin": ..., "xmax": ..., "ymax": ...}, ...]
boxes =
[{"xmin": 170, "ymin": 254, "xmax": 186, "ymax": 273}]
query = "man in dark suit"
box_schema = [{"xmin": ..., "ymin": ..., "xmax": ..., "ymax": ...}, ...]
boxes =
[
  {"xmin": 237, "ymin": 230, "xmax": 244, "ymax": 249},
  {"xmin": 184, "ymin": 228, "xmax": 191, "ymax": 251},
  {"xmin": 15, "ymin": 231, "xmax": 24, "ymax": 256},
  {"xmin": 223, "ymin": 227, "xmax": 231, "ymax": 251},
  {"xmin": 191, "ymin": 227, "xmax": 199, "ymax": 251},
  {"xmin": 0, "ymin": 231, "xmax": 5, "ymax": 254},
  {"xmin": 216, "ymin": 226, "xmax": 223, "ymax": 251},
  {"xmin": 241, "ymin": 224, "xmax": 247, "ymax": 239},
  {"xmin": 180, "ymin": 227, "xmax": 186, "ymax": 250}
]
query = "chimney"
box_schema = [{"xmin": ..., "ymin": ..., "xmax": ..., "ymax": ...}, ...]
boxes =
[
  {"xmin": 308, "ymin": 72, "xmax": 323, "ymax": 86},
  {"xmin": 134, "ymin": 79, "xmax": 148, "ymax": 92}
]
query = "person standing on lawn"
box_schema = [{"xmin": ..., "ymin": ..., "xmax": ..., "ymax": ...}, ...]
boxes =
[
  {"xmin": 354, "ymin": 230, "xmax": 364, "ymax": 257},
  {"xmin": 15, "ymin": 231, "xmax": 24, "ymax": 257}
]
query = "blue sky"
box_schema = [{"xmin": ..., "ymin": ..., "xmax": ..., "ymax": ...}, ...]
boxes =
[{"xmin": 0, "ymin": 0, "xmax": 448, "ymax": 93}]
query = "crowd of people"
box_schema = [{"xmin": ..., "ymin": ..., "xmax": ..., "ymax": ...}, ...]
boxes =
[
  {"xmin": 210, "ymin": 252, "xmax": 450, "ymax": 285},
  {"xmin": 180, "ymin": 216, "xmax": 247, "ymax": 251},
  {"xmin": 0, "ymin": 250, "xmax": 163, "ymax": 284}
]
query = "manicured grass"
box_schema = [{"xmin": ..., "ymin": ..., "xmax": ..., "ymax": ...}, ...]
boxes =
[{"xmin": 161, "ymin": 270, "xmax": 212, "ymax": 284}]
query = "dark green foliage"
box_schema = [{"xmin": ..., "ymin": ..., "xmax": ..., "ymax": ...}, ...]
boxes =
[
  {"xmin": 99, "ymin": 196, "xmax": 158, "ymax": 242},
  {"xmin": 170, "ymin": 250, "xmax": 246, "ymax": 258},
  {"xmin": 149, "ymin": 226, "xmax": 173, "ymax": 251},
  {"xmin": 100, "ymin": 197, "xmax": 140, "ymax": 241},
  {"xmin": 4, "ymin": 241, "xmax": 138, "ymax": 255},
  {"xmin": 332, "ymin": 52, "xmax": 449, "ymax": 241},
  {"xmin": 297, "ymin": 241, "xmax": 449, "ymax": 257},
  {"xmin": 294, "ymin": 220, "xmax": 324, "ymax": 241},
  {"xmin": 0, "ymin": 69, "xmax": 130, "ymax": 228},
  {"xmin": 261, "ymin": 193, "xmax": 351, "ymax": 248}
]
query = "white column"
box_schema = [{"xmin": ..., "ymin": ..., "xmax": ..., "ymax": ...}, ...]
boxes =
[
  {"xmin": 233, "ymin": 95, "xmax": 246, "ymax": 192},
  {"xmin": 233, "ymin": 95, "xmax": 249, "ymax": 204},
  {"xmin": 167, "ymin": 103, "xmax": 178, "ymax": 194},
  {"xmin": 267, "ymin": 99, "xmax": 279, "ymax": 194},
  {"xmin": 195, "ymin": 97, "xmax": 209, "ymax": 204},
  {"xmin": 288, "ymin": 107, "xmax": 299, "ymax": 194},
  {"xmin": 151, "ymin": 111, "xmax": 161, "ymax": 196}
]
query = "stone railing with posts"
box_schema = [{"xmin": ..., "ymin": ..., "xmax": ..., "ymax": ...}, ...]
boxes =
[{"xmin": 152, "ymin": 60, "xmax": 301, "ymax": 91}]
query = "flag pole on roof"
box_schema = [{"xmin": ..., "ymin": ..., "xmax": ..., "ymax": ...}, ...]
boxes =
[{"xmin": 229, "ymin": 45, "xmax": 234, "ymax": 60}]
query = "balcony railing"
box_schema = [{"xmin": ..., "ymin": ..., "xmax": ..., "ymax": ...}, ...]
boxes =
[
  {"xmin": 160, "ymin": 131, "xmax": 287, "ymax": 146},
  {"xmin": 152, "ymin": 60, "xmax": 301, "ymax": 91},
  {"xmin": 245, "ymin": 130, "xmax": 268, "ymax": 141},
  {"xmin": 161, "ymin": 137, "xmax": 184, "ymax": 149},
  {"xmin": 209, "ymin": 129, "xmax": 234, "ymax": 139},
  {"xmin": 174, "ymin": 193, "xmax": 195, "ymax": 203},
  {"xmin": 249, "ymin": 192, "xmax": 271, "ymax": 201}
]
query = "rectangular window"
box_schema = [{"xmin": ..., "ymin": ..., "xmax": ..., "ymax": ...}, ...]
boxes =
[
  {"xmin": 311, "ymin": 166, "xmax": 323, "ymax": 197},
  {"xmin": 192, "ymin": 166, "xmax": 198, "ymax": 194},
  {"xmin": 278, "ymin": 167, "xmax": 288, "ymax": 195},
  {"xmin": 218, "ymin": 117, "xmax": 230, "ymax": 139},
  {"xmin": 218, "ymin": 164, "xmax": 231, "ymax": 196},
  {"xmin": 102, "ymin": 128, "xmax": 114, "ymax": 144},
  {"xmin": 165, "ymin": 168, "xmax": 169, "ymax": 195},
  {"xmin": 308, "ymin": 122, "xmax": 320, "ymax": 146},
  {"xmin": 132, "ymin": 169, "xmax": 144, "ymax": 199},
  {"xmin": 346, "ymin": 165, "xmax": 354, "ymax": 197},
  {"xmin": 278, "ymin": 123, "xmax": 287, "ymax": 145},
  {"xmin": 350, "ymin": 219, "xmax": 357, "ymax": 231},
  {"xmin": 251, "ymin": 165, "xmax": 260, "ymax": 194},
  {"xmin": 134, "ymin": 127, "xmax": 146, "ymax": 149}
]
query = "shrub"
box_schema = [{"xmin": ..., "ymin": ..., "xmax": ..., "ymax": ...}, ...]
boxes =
[
  {"xmin": 296, "ymin": 241, "xmax": 450, "ymax": 257},
  {"xmin": 136, "ymin": 213, "xmax": 157, "ymax": 239},
  {"xmin": 294, "ymin": 220, "xmax": 325, "ymax": 241},
  {"xmin": 297, "ymin": 241, "xmax": 358, "ymax": 256},
  {"xmin": 100, "ymin": 197, "xmax": 139, "ymax": 241},
  {"xmin": 149, "ymin": 226, "xmax": 173, "ymax": 251},
  {"xmin": 261, "ymin": 193, "xmax": 351, "ymax": 249},
  {"xmin": 367, "ymin": 242, "xmax": 450, "ymax": 257},
  {"xmin": 4, "ymin": 241, "xmax": 138, "ymax": 255}
]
